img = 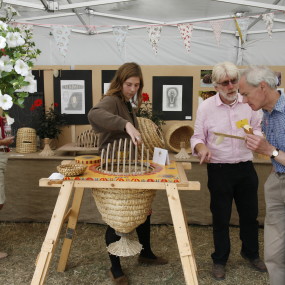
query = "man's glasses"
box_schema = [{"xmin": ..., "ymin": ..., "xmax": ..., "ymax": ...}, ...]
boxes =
[{"xmin": 217, "ymin": 78, "xmax": 238, "ymax": 86}]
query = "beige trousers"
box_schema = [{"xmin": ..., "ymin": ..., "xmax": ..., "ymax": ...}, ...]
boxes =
[{"xmin": 264, "ymin": 172, "xmax": 285, "ymax": 285}]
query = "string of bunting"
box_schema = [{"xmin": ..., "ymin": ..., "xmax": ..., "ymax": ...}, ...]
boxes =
[{"xmin": 13, "ymin": 11, "xmax": 275, "ymax": 57}]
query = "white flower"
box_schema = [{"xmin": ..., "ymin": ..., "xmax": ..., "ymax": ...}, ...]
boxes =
[
  {"xmin": 0, "ymin": 21, "xmax": 8, "ymax": 30},
  {"xmin": 0, "ymin": 55, "xmax": 13, "ymax": 72},
  {"xmin": 14, "ymin": 59, "xmax": 29, "ymax": 76},
  {"xmin": 0, "ymin": 36, "xmax": 6, "ymax": 49},
  {"xmin": 0, "ymin": 59, "xmax": 4, "ymax": 71},
  {"xmin": 6, "ymin": 32, "xmax": 25, "ymax": 48},
  {"xmin": 0, "ymin": 93, "xmax": 13, "ymax": 110},
  {"xmin": 5, "ymin": 114, "xmax": 14, "ymax": 125},
  {"xmin": 16, "ymin": 72, "xmax": 37, "ymax": 93}
]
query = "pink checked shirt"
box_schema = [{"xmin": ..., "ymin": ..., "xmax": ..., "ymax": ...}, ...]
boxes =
[{"xmin": 190, "ymin": 93, "xmax": 263, "ymax": 164}]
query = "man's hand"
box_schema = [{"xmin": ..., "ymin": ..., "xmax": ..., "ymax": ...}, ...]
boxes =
[
  {"xmin": 195, "ymin": 143, "xmax": 211, "ymax": 164},
  {"xmin": 245, "ymin": 134, "xmax": 273, "ymax": 156}
]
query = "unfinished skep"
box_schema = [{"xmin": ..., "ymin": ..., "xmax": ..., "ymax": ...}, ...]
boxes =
[{"xmin": 92, "ymin": 138, "xmax": 155, "ymax": 256}]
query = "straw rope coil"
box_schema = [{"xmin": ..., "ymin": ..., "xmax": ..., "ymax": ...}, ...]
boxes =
[
  {"xmin": 92, "ymin": 188, "xmax": 155, "ymax": 234},
  {"xmin": 137, "ymin": 117, "xmax": 165, "ymax": 156},
  {"xmin": 164, "ymin": 123, "xmax": 194, "ymax": 153},
  {"xmin": 57, "ymin": 163, "xmax": 87, "ymax": 177},
  {"xmin": 16, "ymin": 128, "xmax": 37, "ymax": 153}
]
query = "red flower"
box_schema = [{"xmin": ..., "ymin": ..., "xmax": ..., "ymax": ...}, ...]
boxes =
[
  {"xmin": 34, "ymin": 99, "xmax": 43, "ymax": 107},
  {"xmin": 54, "ymin": 102, "xmax": 59, "ymax": 107},
  {"xmin": 30, "ymin": 105, "xmax": 35, "ymax": 111},
  {"xmin": 142, "ymin": 93, "xmax": 149, "ymax": 102}
]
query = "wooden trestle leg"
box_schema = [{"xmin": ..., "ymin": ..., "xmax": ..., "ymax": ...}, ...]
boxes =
[
  {"xmin": 57, "ymin": 187, "xmax": 85, "ymax": 272},
  {"xmin": 165, "ymin": 183, "xmax": 198, "ymax": 285},
  {"xmin": 31, "ymin": 181, "xmax": 75, "ymax": 285}
]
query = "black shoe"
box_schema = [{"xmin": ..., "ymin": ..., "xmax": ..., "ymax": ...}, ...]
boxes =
[
  {"xmin": 212, "ymin": 263, "xmax": 226, "ymax": 280},
  {"xmin": 138, "ymin": 255, "xmax": 168, "ymax": 265},
  {"xmin": 240, "ymin": 252, "xmax": 267, "ymax": 272}
]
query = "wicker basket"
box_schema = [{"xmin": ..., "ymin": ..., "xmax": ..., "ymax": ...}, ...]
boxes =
[
  {"xmin": 16, "ymin": 128, "xmax": 37, "ymax": 153},
  {"xmin": 164, "ymin": 123, "xmax": 194, "ymax": 153},
  {"xmin": 57, "ymin": 163, "xmax": 87, "ymax": 177},
  {"xmin": 92, "ymin": 188, "xmax": 155, "ymax": 233},
  {"xmin": 137, "ymin": 117, "xmax": 165, "ymax": 156}
]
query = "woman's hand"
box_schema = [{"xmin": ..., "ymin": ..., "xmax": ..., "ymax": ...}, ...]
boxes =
[{"xmin": 125, "ymin": 122, "xmax": 142, "ymax": 145}]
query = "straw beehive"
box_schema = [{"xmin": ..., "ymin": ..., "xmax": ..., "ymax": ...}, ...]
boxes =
[{"xmin": 92, "ymin": 138, "xmax": 155, "ymax": 256}]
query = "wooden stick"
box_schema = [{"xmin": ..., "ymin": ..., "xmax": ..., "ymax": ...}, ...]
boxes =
[{"xmin": 213, "ymin": 132, "xmax": 245, "ymax": 140}]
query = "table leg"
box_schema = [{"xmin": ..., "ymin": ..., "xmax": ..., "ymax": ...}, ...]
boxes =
[
  {"xmin": 31, "ymin": 181, "xmax": 75, "ymax": 285},
  {"xmin": 165, "ymin": 183, "xmax": 198, "ymax": 285},
  {"xmin": 57, "ymin": 187, "xmax": 85, "ymax": 272}
]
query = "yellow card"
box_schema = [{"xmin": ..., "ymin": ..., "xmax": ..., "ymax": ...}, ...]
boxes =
[{"xmin": 236, "ymin": 119, "xmax": 249, "ymax": 128}]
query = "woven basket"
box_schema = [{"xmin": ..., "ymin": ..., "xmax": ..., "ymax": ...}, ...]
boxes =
[
  {"xmin": 164, "ymin": 123, "xmax": 194, "ymax": 153},
  {"xmin": 92, "ymin": 188, "xmax": 155, "ymax": 234},
  {"xmin": 16, "ymin": 128, "xmax": 37, "ymax": 153},
  {"xmin": 57, "ymin": 163, "xmax": 87, "ymax": 177},
  {"xmin": 137, "ymin": 117, "xmax": 165, "ymax": 156}
]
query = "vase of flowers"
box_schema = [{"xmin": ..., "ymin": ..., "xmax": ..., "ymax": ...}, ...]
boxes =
[
  {"xmin": 30, "ymin": 99, "xmax": 67, "ymax": 156},
  {"xmin": 0, "ymin": 5, "xmax": 41, "ymax": 125}
]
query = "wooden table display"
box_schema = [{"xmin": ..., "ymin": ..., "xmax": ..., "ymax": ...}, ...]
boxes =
[{"xmin": 31, "ymin": 161, "xmax": 200, "ymax": 285}]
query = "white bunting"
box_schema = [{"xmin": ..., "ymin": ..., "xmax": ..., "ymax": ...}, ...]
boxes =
[
  {"xmin": 178, "ymin": 23, "xmax": 193, "ymax": 53},
  {"xmin": 52, "ymin": 25, "xmax": 71, "ymax": 58},
  {"xmin": 146, "ymin": 25, "xmax": 162, "ymax": 55}
]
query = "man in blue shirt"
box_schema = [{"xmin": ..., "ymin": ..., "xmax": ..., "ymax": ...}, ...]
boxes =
[{"xmin": 239, "ymin": 65, "xmax": 285, "ymax": 285}]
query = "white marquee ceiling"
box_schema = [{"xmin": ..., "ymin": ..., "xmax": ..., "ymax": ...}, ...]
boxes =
[{"xmin": 3, "ymin": 0, "xmax": 285, "ymax": 35}]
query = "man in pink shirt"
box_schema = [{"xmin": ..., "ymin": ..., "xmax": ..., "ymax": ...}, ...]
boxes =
[{"xmin": 190, "ymin": 62, "xmax": 267, "ymax": 280}]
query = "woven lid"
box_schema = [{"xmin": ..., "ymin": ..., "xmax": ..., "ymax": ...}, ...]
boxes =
[
  {"xmin": 164, "ymin": 123, "xmax": 194, "ymax": 153},
  {"xmin": 137, "ymin": 117, "xmax": 165, "ymax": 156}
]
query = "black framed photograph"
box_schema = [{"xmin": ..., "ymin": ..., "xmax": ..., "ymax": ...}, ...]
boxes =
[
  {"xmin": 102, "ymin": 70, "xmax": 117, "ymax": 95},
  {"xmin": 152, "ymin": 76, "xmax": 193, "ymax": 120},
  {"xmin": 54, "ymin": 70, "xmax": 92, "ymax": 124}
]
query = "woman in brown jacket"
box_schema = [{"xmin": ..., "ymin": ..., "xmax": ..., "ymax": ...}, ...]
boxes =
[{"xmin": 88, "ymin": 62, "xmax": 167, "ymax": 285}]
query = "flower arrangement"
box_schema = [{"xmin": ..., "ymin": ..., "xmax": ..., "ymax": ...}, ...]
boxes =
[
  {"xmin": 0, "ymin": 5, "xmax": 41, "ymax": 124},
  {"xmin": 136, "ymin": 93, "xmax": 165, "ymax": 129},
  {"xmin": 30, "ymin": 99, "xmax": 67, "ymax": 139}
]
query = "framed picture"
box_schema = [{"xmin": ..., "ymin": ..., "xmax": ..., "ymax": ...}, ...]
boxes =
[
  {"xmin": 9, "ymin": 70, "xmax": 45, "ymax": 145},
  {"xmin": 200, "ymin": 70, "xmax": 213, "ymax": 87},
  {"xmin": 101, "ymin": 70, "xmax": 116, "ymax": 95},
  {"xmin": 152, "ymin": 76, "xmax": 193, "ymax": 120},
  {"xmin": 54, "ymin": 70, "xmax": 92, "ymax": 124}
]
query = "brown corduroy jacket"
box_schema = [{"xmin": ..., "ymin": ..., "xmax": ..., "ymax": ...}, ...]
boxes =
[{"xmin": 88, "ymin": 95, "xmax": 138, "ymax": 150}]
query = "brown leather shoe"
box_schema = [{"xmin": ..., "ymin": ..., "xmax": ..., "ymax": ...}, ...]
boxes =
[
  {"xmin": 109, "ymin": 270, "xmax": 128, "ymax": 285},
  {"xmin": 138, "ymin": 255, "xmax": 168, "ymax": 265},
  {"xmin": 212, "ymin": 264, "xmax": 226, "ymax": 280},
  {"xmin": 241, "ymin": 253, "xmax": 267, "ymax": 272}
]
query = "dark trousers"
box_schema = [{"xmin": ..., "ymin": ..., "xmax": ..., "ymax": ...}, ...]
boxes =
[{"xmin": 207, "ymin": 161, "xmax": 259, "ymax": 265}]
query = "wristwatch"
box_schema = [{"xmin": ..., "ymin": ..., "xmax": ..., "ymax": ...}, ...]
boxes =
[{"xmin": 271, "ymin": 148, "xmax": 279, "ymax": 159}]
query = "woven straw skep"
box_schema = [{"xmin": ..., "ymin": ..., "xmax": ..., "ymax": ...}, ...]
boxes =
[
  {"xmin": 164, "ymin": 123, "xmax": 194, "ymax": 153},
  {"xmin": 137, "ymin": 117, "xmax": 165, "ymax": 156},
  {"xmin": 16, "ymin": 128, "xmax": 37, "ymax": 154},
  {"xmin": 92, "ymin": 188, "xmax": 155, "ymax": 234}
]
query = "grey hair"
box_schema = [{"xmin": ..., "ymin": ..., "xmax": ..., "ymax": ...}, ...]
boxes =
[
  {"xmin": 211, "ymin": 61, "xmax": 240, "ymax": 85},
  {"xmin": 240, "ymin": 65, "xmax": 277, "ymax": 89}
]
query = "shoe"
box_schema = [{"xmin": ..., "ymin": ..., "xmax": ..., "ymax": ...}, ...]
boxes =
[
  {"xmin": 212, "ymin": 263, "xmax": 226, "ymax": 280},
  {"xmin": 138, "ymin": 255, "xmax": 168, "ymax": 265},
  {"xmin": 241, "ymin": 252, "xmax": 267, "ymax": 272},
  {"xmin": 109, "ymin": 270, "xmax": 128, "ymax": 285},
  {"xmin": 0, "ymin": 252, "xmax": 7, "ymax": 259}
]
